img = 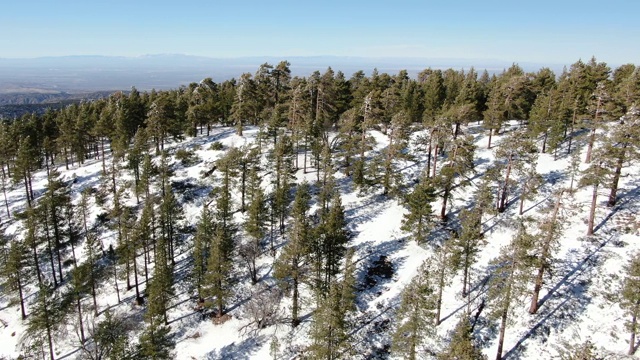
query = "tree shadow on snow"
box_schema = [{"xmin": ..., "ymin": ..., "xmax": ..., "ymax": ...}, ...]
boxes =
[
  {"xmin": 503, "ymin": 235, "xmax": 614, "ymax": 359},
  {"xmin": 205, "ymin": 334, "xmax": 266, "ymax": 360}
]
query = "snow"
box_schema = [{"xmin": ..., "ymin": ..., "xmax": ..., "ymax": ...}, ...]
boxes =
[{"xmin": 0, "ymin": 121, "xmax": 638, "ymax": 359}]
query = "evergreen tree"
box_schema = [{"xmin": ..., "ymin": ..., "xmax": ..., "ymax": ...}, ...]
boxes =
[
  {"xmin": 604, "ymin": 106, "xmax": 640, "ymax": 207},
  {"xmin": 308, "ymin": 249, "xmax": 356, "ymax": 359},
  {"xmin": 2, "ymin": 238, "xmax": 30, "ymax": 319},
  {"xmin": 452, "ymin": 208, "xmax": 486, "ymax": 298},
  {"xmin": 438, "ymin": 314, "xmax": 486, "ymax": 360},
  {"xmin": 274, "ymin": 183, "xmax": 312, "ymax": 326},
  {"xmin": 493, "ymin": 129, "xmax": 537, "ymax": 213},
  {"xmin": 579, "ymin": 149, "xmax": 610, "ymax": 236},
  {"xmin": 529, "ymin": 190, "xmax": 565, "ymax": 314},
  {"xmin": 434, "ymin": 134, "xmax": 476, "ymax": 220},
  {"xmin": 620, "ymin": 252, "xmax": 640, "ymax": 355},
  {"xmin": 488, "ymin": 221, "xmax": 534, "ymax": 360},
  {"xmin": 400, "ymin": 178, "xmax": 436, "ymax": 244},
  {"xmin": 391, "ymin": 261, "xmax": 438, "ymax": 360},
  {"xmin": 240, "ymin": 168, "xmax": 267, "ymax": 284},
  {"xmin": 204, "ymin": 223, "xmax": 234, "ymax": 317},
  {"xmin": 193, "ymin": 204, "xmax": 214, "ymax": 296}
]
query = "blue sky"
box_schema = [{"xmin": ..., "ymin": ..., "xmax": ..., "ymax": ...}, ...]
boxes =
[{"xmin": 2, "ymin": 0, "xmax": 639, "ymax": 65}]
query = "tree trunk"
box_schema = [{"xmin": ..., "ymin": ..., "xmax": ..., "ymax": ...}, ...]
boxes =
[
  {"xmin": 496, "ymin": 305, "xmax": 508, "ymax": 360},
  {"xmin": 426, "ymin": 135, "xmax": 432, "ymax": 178},
  {"xmin": 1, "ymin": 166, "xmax": 9, "ymax": 218},
  {"xmin": 435, "ymin": 260, "xmax": 445, "ymax": 325},
  {"xmin": 567, "ymin": 105, "xmax": 577, "ymax": 155},
  {"xmin": 292, "ymin": 276, "xmax": 300, "ymax": 327},
  {"xmin": 432, "ymin": 143, "xmax": 439, "ymax": 178},
  {"xmin": 630, "ymin": 311, "xmax": 638, "ymax": 355},
  {"xmin": 499, "ymin": 158, "xmax": 513, "ymax": 213},
  {"xmin": 23, "ymin": 172, "xmax": 31, "ymax": 208},
  {"xmin": 487, "ymin": 128, "xmax": 493, "ymax": 149},
  {"xmin": 587, "ymin": 184, "xmax": 598, "ymax": 236},
  {"xmin": 608, "ymin": 148, "xmax": 625, "ymax": 207},
  {"xmin": 133, "ymin": 249, "xmax": 140, "ymax": 299},
  {"xmin": 43, "ymin": 216, "xmax": 58, "ymax": 287},
  {"xmin": 440, "ymin": 185, "xmax": 450, "ymax": 221},
  {"xmin": 113, "ymin": 260, "xmax": 120, "ymax": 303},
  {"xmin": 17, "ymin": 276, "xmax": 26, "ymax": 320}
]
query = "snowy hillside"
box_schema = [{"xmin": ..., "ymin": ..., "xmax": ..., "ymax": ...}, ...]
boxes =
[{"xmin": 0, "ymin": 118, "xmax": 638, "ymax": 360}]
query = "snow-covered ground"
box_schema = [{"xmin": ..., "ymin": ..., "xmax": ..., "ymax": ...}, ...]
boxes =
[{"xmin": 0, "ymin": 122, "xmax": 638, "ymax": 359}]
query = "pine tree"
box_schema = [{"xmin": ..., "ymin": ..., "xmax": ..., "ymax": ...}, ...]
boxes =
[
  {"xmin": 605, "ymin": 106, "xmax": 640, "ymax": 207},
  {"xmin": 274, "ymin": 183, "xmax": 312, "ymax": 327},
  {"xmin": 147, "ymin": 229, "xmax": 174, "ymax": 325},
  {"xmin": 308, "ymin": 249, "xmax": 356, "ymax": 359},
  {"xmin": 452, "ymin": 208, "xmax": 486, "ymax": 298},
  {"xmin": 193, "ymin": 204, "xmax": 214, "ymax": 296},
  {"xmin": 204, "ymin": 224, "xmax": 234, "ymax": 317},
  {"xmin": 433, "ymin": 239, "xmax": 456, "ymax": 325},
  {"xmin": 579, "ymin": 149, "xmax": 610, "ymax": 236},
  {"xmin": 240, "ymin": 169, "xmax": 267, "ymax": 284},
  {"xmin": 400, "ymin": 179, "xmax": 436, "ymax": 244},
  {"xmin": 488, "ymin": 221, "xmax": 534, "ymax": 360},
  {"xmin": 529, "ymin": 190, "xmax": 565, "ymax": 314},
  {"xmin": 438, "ymin": 314, "xmax": 486, "ymax": 360},
  {"xmin": 434, "ymin": 135, "xmax": 476, "ymax": 220},
  {"xmin": 493, "ymin": 129, "xmax": 537, "ymax": 213},
  {"xmin": 392, "ymin": 261, "xmax": 438, "ymax": 360},
  {"xmin": 620, "ymin": 252, "xmax": 640, "ymax": 355},
  {"xmin": 24, "ymin": 283, "xmax": 61, "ymax": 360},
  {"xmin": 2, "ymin": 238, "xmax": 30, "ymax": 319}
]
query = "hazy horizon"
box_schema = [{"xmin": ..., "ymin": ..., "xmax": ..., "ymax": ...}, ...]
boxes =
[{"xmin": 0, "ymin": 53, "xmax": 600, "ymax": 94}]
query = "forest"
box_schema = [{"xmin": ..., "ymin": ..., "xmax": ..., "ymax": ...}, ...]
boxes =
[{"xmin": 0, "ymin": 57, "xmax": 639, "ymax": 360}]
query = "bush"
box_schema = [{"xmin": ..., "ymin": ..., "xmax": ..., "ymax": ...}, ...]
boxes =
[
  {"xmin": 175, "ymin": 148, "xmax": 200, "ymax": 166},
  {"xmin": 209, "ymin": 141, "xmax": 224, "ymax": 151}
]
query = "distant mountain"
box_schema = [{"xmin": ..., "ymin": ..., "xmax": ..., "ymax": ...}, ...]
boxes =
[{"xmin": 0, "ymin": 54, "xmax": 564, "ymax": 94}]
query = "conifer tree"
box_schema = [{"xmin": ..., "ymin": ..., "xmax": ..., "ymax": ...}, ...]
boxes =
[
  {"xmin": 438, "ymin": 314, "xmax": 486, "ymax": 360},
  {"xmin": 579, "ymin": 150, "xmax": 610, "ymax": 236},
  {"xmin": 24, "ymin": 283, "xmax": 61, "ymax": 360},
  {"xmin": 392, "ymin": 261, "xmax": 438, "ymax": 360},
  {"xmin": 274, "ymin": 183, "xmax": 312, "ymax": 326},
  {"xmin": 488, "ymin": 221, "xmax": 534, "ymax": 360},
  {"xmin": 2, "ymin": 238, "xmax": 30, "ymax": 319},
  {"xmin": 435, "ymin": 135, "xmax": 476, "ymax": 220},
  {"xmin": 433, "ymin": 239, "xmax": 456, "ymax": 325},
  {"xmin": 620, "ymin": 252, "xmax": 640, "ymax": 355},
  {"xmin": 240, "ymin": 168, "xmax": 267, "ymax": 284},
  {"xmin": 493, "ymin": 129, "xmax": 537, "ymax": 213},
  {"xmin": 204, "ymin": 223, "xmax": 234, "ymax": 317},
  {"xmin": 605, "ymin": 106, "xmax": 640, "ymax": 207},
  {"xmin": 401, "ymin": 178, "xmax": 436, "ymax": 244},
  {"xmin": 378, "ymin": 110, "xmax": 412, "ymax": 196},
  {"xmin": 529, "ymin": 190, "xmax": 564, "ymax": 314},
  {"xmin": 308, "ymin": 249, "xmax": 356, "ymax": 359},
  {"xmin": 452, "ymin": 208, "xmax": 486, "ymax": 298},
  {"xmin": 193, "ymin": 204, "xmax": 214, "ymax": 296}
]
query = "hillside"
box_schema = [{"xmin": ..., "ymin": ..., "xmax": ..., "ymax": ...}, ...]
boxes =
[{"xmin": 0, "ymin": 118, "xmax": 638, "ymax": 359}]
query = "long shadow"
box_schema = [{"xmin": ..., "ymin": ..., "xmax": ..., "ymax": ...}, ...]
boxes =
[
  {"xmin": 503, "ymin": 236, "xmax": 612, "ymax": 359},
  {"xmin": 205, "ymin": 334, "xmax": 266, "ymax": 360}
]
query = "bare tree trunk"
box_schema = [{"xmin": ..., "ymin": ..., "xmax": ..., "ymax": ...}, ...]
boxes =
[
  {"xmin": 17, "ymin": 276, "xmax": 26, "ymax": 319},
  {"xmin": 630, "ymin": 311, "xmax": 637, "ymax": 355},
  {"xmin": 496, "ymin": 305, "xmax": 508, "ymax": 360},
  {"xmin": 587, "ymin": 184, "xmax": 598, "ymax": 236},
  {"xmin": 487, "ymin": 128, "xmax": 493, "ymax": 149},
  {"xmin": 585, "ymin": 97, "xmax": 601, "ymax": 164},
  {"xmin": 608, "ymin": 148, "xmax": 625, "ymax": 207},
  {"xmin": 499, "ymin": 158, "xmax": 513, "ymax": 213},
  {"xmin": 292, "ymin": 276, "xmax": 300, "ymax": 327}
]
